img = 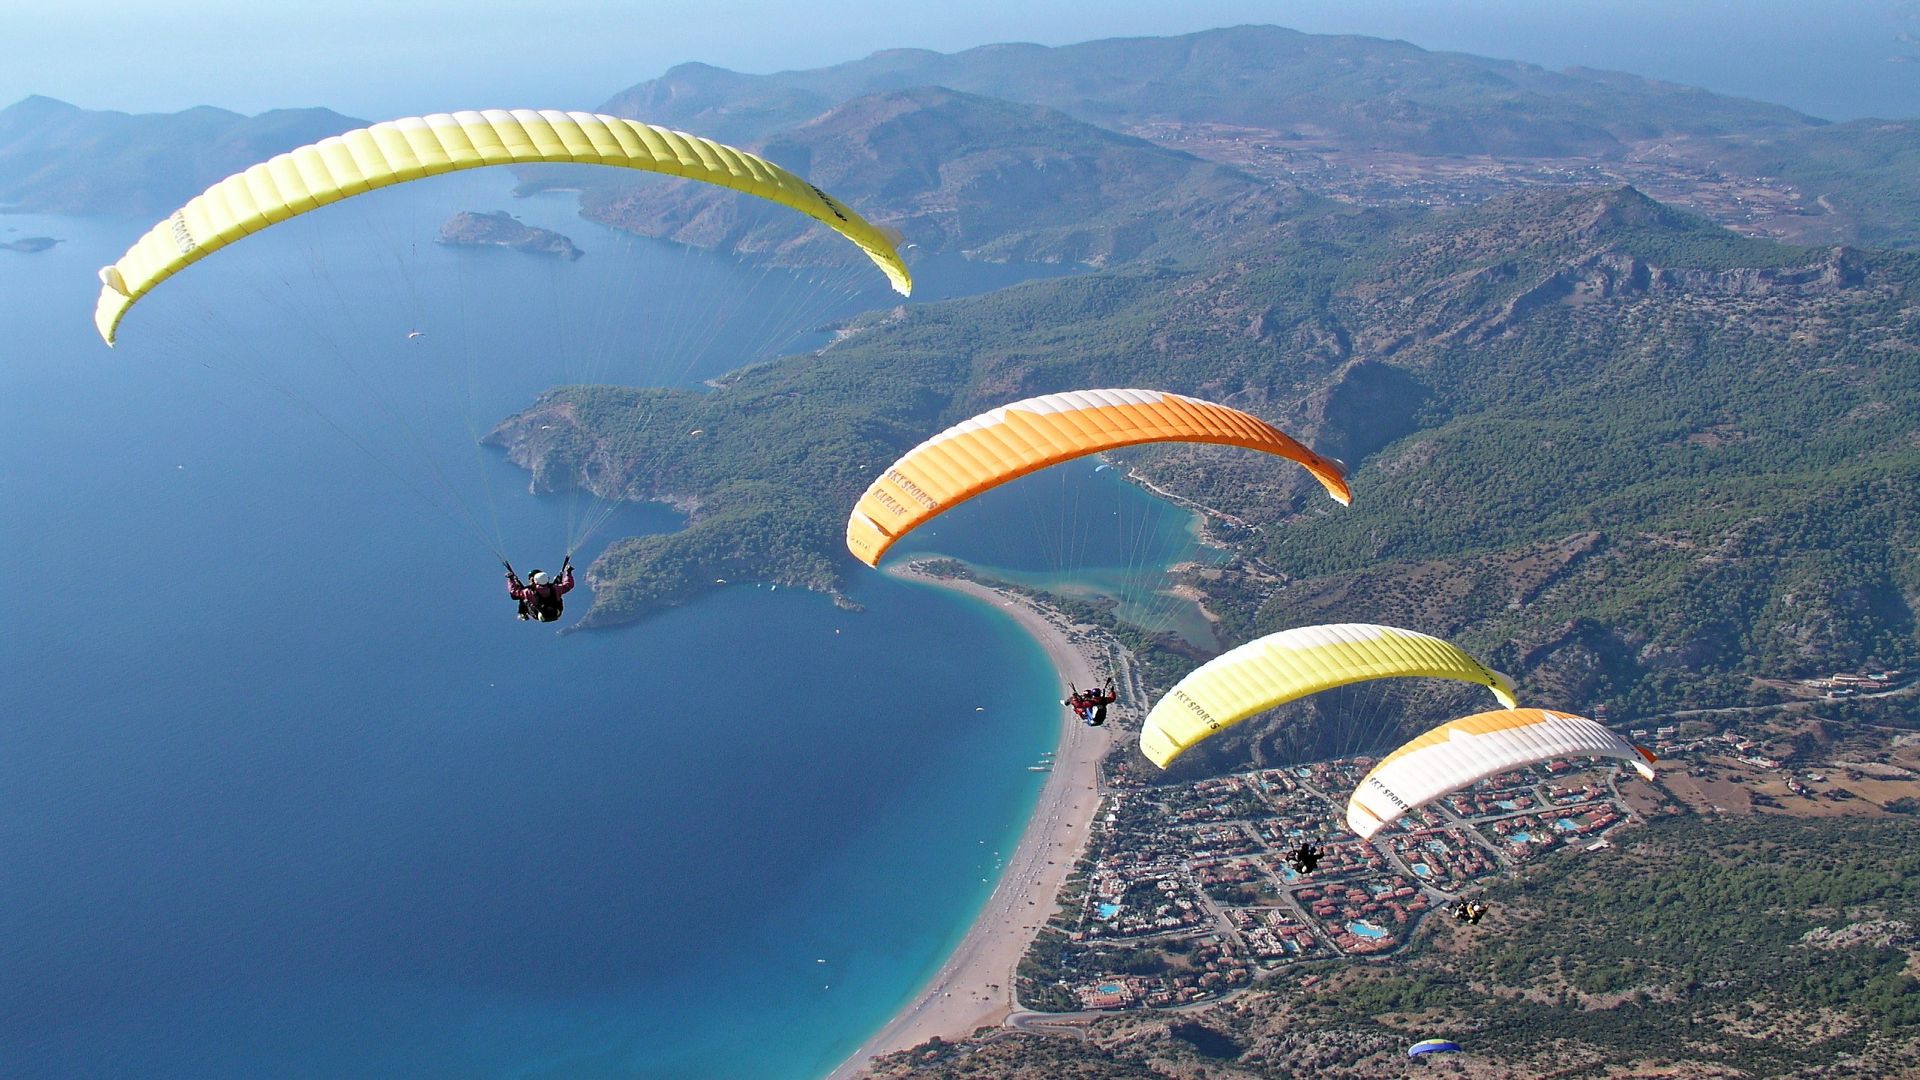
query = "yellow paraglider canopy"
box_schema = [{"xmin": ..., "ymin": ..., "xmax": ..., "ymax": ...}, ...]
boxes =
[
  {"xmin": 94, "ymin": 109, "xmax": 912, "ymax": 345},
  {"xmin": 1139, "ymin": 623, "xmax": 1515, "ymax": 768}
]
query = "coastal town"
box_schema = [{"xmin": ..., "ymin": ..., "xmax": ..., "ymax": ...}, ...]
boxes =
[
  {"xmin": 1123, "ymin": 119, "xmax": 1850, "ymax": 247},
  {"xmin": 835, "ymin": 566, "xmax": 1920, "ymax": 1078},
  {"xmin": 1009, "ymin": 668, "xmax": 1920, "ymax": 1018},
  {"xmin": 1015, "ymin": 753, "xmax": 1643, "ymax": 1014}
]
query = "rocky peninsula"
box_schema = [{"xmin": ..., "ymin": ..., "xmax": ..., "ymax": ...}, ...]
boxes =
[{"xmin": 437, "ymin": 210, "xmax": 581, "ymax": 259}]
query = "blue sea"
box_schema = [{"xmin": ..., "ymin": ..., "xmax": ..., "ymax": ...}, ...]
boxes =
[{"xmin": 0, "ymin": 177, "xmax": 1178, "ymax": 1079}]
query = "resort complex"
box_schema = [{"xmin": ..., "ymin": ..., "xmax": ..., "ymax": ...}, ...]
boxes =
[{"xmin": 1018, "ymin": 755, "xmax": 1644, "ymax": 1014}]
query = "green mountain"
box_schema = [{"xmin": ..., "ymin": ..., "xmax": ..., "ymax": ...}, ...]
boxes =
[
  {"xmin": 493, "ymin": 185, "xmax": 1919, "ymax": 742},
  {"xmin": 600, "ymin": 61, "xmax": 837, "ymax": 146},
  {"xmin": 544, "ymin": 85, "xmax": 1312, "ymax": 264},
  {"xmin": 1166, "ymin": 187, "xmax": 1920, "ymax": 765},
  {"xmin": 0, "ymin": 96, "xmax": 363, "ymax": 215}
]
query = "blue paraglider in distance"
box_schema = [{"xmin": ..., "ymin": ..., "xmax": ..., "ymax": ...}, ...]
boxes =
[{"xmin": 1409, "ymin": 1039, "xmax": 1462, "ymax": 1057}]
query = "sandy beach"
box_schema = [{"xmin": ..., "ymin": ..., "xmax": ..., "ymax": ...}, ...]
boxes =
[{"xmin": 826, "ymin": 564, "xmax": 1118, "ymax": 1079}]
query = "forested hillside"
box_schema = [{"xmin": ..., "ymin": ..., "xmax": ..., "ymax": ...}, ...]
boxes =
[{"xmin": 493, "ymin": 184, "xmax": 1920, "ymax": 746}]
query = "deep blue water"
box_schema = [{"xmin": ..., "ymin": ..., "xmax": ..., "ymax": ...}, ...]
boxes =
[{"xmin": 0, "ymin": 179, "xmax": 1111, "ymax": 1079}]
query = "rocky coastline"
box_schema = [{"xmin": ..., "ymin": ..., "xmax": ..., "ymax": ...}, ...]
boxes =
[{"xmin": 437, "ymin": 210, "xmax": 581, "ymax": 259}]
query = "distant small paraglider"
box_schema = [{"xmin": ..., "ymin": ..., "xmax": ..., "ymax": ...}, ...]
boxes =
[
  {"xmin": 406, "ymin": 329, "xmax": 423, "ymax": 340},
  {"xmin": 1409, "ymin": 1039, "xmax": 1462, "ymax": 1058}
]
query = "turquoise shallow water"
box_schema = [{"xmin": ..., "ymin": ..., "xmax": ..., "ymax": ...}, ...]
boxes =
[
  {"xmin": 0, "ymin": 180, "xmax": 1114, "ymax": 1079},
  {"xmin": 894, "ymin": 459, "xmax": 1224, "ymax": 649}
]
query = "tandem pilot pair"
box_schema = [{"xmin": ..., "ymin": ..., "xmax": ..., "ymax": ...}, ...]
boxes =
[{"xmin": 505, "ymin": 557, "xmax": 574, "ymax": 623}]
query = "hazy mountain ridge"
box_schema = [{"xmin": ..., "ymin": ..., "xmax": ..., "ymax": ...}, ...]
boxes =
[
  {"xmin": 597, "ymin": 27, "xmax": 1919, "ymax": 253},
  {"xmin": 3, "ymin": 24, "xmax": 1905, "ymax": 255},
  {"xmin": 0, "ymin": 95, "xmax": 362, "ymax": 215},
  {"xmin": 601, "ymin": 26, "xmax": 1818, "ymax": 153},
  {"xmin": 550, "ymin": 86, "xmax": 1314, "ymax": 266}
]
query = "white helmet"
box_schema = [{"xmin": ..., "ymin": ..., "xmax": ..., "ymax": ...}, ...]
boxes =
[{"xmin": 529, "ymin": 571, "xmax": 550, "ymax": 586}]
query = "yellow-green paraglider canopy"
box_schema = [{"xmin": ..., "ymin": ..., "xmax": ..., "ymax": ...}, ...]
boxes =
[
  {"xmin": 94, "ymin": 109, "xmax": 912, "ymax": 345},
  {"xmin": 1139, "ymin": 623, "xmax": 1516, "ymax": 768}
]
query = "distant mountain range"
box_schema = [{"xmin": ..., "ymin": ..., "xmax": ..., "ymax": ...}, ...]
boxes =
[
  {"xmin": 542, "ymin": 85, "xmax": 1313, "ymax": 267},
  {"xmin": 0, "ymin": 95, "xmax": 361, "ymax": 215},
  {"xmin": 600, "ymin": 25, "xmax": 1815, "ymax": 152},
  {"xmin": 6, "ymin": 24, "xmax": 1914, "ymax": 248}
]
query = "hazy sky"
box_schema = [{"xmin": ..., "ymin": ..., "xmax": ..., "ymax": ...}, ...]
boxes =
[{"xmin": 5, "ymin": 0, "xmax": 1915, "ymax": 122}]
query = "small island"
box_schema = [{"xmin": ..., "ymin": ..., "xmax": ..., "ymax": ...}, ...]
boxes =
[
  {"xmin": 437, "ymin": 210, "xmax": 581, "ymax": 259},
  {"xmin": 1, "ymin": 236, "xmax": 59, "ymax": 253}
]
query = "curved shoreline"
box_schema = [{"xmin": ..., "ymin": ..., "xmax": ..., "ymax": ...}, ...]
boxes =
[{"xmin": 826, "ymin": 565, "xmax": 1116, "ymax": 1079}]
